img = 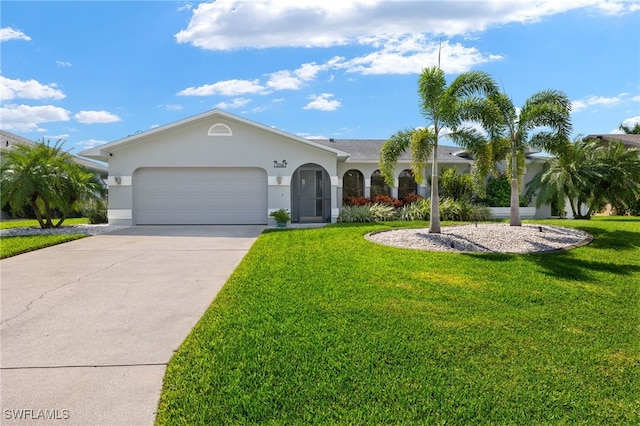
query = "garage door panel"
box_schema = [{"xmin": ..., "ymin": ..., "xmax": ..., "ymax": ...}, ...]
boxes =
[{"xmin": 134, "ymin": 168, "xmax": 267, "ymax": 225}]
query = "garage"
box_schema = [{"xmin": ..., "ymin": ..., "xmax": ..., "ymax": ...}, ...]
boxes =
[{"xmin": 133, "ymin": 167, "xmax": 267, "ymax": 225}]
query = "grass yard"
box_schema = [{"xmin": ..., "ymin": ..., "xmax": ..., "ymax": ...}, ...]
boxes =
[
  {"xmin": 0, "ymin": 218, "xmax": 89, "ymax": 258},
  {"xmin": 156, "ymin": 217, "xmax": 639, "ymax": 425}
]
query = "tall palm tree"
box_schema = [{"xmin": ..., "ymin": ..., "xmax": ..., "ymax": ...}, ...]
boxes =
[
  {"xmin": 379, "ymin": 66, "xmax": 498, "ymax": 233},
  {"xmin": 480, "ymin": 90, "xmax": 572, "ymax": 226}
]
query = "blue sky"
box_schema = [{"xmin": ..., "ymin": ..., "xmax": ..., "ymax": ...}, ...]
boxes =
[{"xmin": 1, "ymin": 0, "xmax": 639, "ymax": 155}]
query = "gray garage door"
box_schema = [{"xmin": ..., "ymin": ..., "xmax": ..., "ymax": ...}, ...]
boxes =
[{"xmin": 133, "ymin": 167, "xmax": 267, "ymax": 225}]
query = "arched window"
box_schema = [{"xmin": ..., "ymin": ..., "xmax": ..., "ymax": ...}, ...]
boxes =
[
  {"xmin": 398, "ymin": 169, "xmax": 418, "ymax": 200},
  {"xmin": 370, "ymin": 170, "xmax": 391, "ymax": 198},
  {"xmin": 343, "ymin": 169, "xmax": 364, "ymax": 203}
]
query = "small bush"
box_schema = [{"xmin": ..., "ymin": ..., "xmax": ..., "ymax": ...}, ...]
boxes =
[
  {"xmin": 345, "ymin": 196, "xmax": 370, "ymax": 206},
  {"xmin": 398, "ymin": 199, "xmax": 430, "ymax": 221},
  {"xmin": 369, "ymin": 203, "xmax": 398, "ymax": 221},
  {"xmin": 338, "ymin": 203, "xmax": 397, "ymax": 223},
  {"xmin": 338, "ymin": 205, "xmax": 374, "ymax": 222},
  {"xmin": 83, "ymin": 198, "xmax": 108, "ymax": 224},
  {"xmin": 401, "ymin": 193, "xmax": 424, "ymax": 205},
  {"xmin": 370, "ymin": 195, "xmax": 403, "ymax": 208}
]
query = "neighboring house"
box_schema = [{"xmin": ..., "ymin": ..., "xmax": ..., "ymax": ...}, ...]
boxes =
[
  {"xmin": 585, "ymin": 133, "xmax": 640, "ymax": 149},
  {"xmin": 79, "ymin": 109, "xmax": 549, "ymax": 226}
]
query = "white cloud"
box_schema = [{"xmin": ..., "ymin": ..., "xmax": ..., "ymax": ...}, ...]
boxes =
[
  {"xmin": 177, "ymin": 79, "xmax": 267, "ymax": 96},
  {"xmin": 0, "ymin": 76, "xmax": 66, "ymax": 101},
  {"xmin": 572, "ymin": 93, "xmax": 626, "ymax": 112},
  {"xmin": 56, "ymin": 61, "xmax": 73, "ymax": 67},
  {"xmin": 0, "ymin": 104, "xmax": 70, "ymax": 132},
  {"xmin": 175, "ymin": 0, "xmax": 638, "ymax": 51},
  {"xmin": 266, "ymin": 70, "xmax": 303, "ymax": 90},
  {"xmin": 333, "ymin": 38, "xmax": 502, "ymax": 75},
  {"xmin": 77, "ymin": 138, "xmax": 106, "ymax": 149},
  {"xmin": 74, "ymin": 110, "xmax": 121, "ymax": 124},
  {"xmin": 214, "ymin": 97, "xmax": 251, "ymax": 109},
  {"xmin": 303, "ymin": 93, "xmax": 341, "ymax": 111},
  {"xmin": 299, "ymin": 133, "xmax": 328, "ymax": 139},
  {"xmin": 158, "ymin": 104, "xmax": 184, "ymax": 111},
  {"xmin": 0, "ymin": 27, "xmax": 31, "ymax": 42}
]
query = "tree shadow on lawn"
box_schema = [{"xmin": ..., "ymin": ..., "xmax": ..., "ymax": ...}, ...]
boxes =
[
  {"xmin": 465, "ymin": 251, "xmax": 640, "ymax": 282},
  {"xmin": 526, "ymin": 252, "xmax": 640, "ymax": 282},
  {"xmin": 575, "ymin": 227, "xmax": 640, "ymax": 251}
]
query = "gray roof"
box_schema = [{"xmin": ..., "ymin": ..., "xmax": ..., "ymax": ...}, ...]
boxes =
[
  {"xmin": 310, "ymin": 139, "xmax": 473, "ymax": 163},
  {"xmin": 0, "ymin": 130, "xmax": 108, "ymax": 176},
  {"xmin": 585, "ymin": 134, "xmax": 640, "ymax": 149}
]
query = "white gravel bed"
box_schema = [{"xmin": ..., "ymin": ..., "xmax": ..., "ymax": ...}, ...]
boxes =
[
  {"xmin": 366, "ymin": 223, "xmax": 592, "ymax": 253},
  {"xmin": 0, "ymin": 224, "xmax": 129, "ymax": 237}
]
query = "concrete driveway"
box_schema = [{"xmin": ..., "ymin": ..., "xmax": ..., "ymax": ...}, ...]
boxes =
[{"xmin": 0, "ymin": 225, "xmax": 264, "ymax": 425}]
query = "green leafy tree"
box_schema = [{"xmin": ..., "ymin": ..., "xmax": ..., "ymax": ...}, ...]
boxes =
[
  {"xmin": 477, "ymin": 90, "xmax": 572, "ymax": 226},
  {"xmin": 0, "ymin": 140, "xmax": 105, "ymax": 228},
  {"xmin": 379, "ymin": 66, "xmax": 498, "ymax": 233}
]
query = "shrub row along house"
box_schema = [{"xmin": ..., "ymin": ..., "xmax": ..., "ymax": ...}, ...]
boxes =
[{"xmin": 79, "ymin": 109, "xmax": 551, "ymax": 227}]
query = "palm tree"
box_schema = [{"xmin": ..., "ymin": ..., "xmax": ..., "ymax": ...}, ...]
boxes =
[
  {"xmin": 530, "ymin": 137, "xmax": 640, "ymax": 218},
  {"xmin": 478, "ymin": 90, "xmax": 572, "ymax": 226},
  {"xmin": 0, "ymin": 140, "xmax": 105, "ymax": 228},
  {"xmin": 379, "ymin": 66, "xmax": 498, "ymax": 233},
  {"xmin": 528, "ymin": 136, "xmax": 598, "ymax": 218}
]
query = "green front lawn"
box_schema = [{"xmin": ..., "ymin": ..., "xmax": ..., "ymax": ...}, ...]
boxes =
[
  {"xmin": 1, "ymin": 234, "xmax": 87, "ymax": 259},
  {"xmin": 0, "ymin": 217, "xmax": 89, "ymax": 230},
  {"xmin": 156, "ymin": 217, "xmax": 640, "ymax": 425},
  {"xmin": 0, "ymin": 218, "xmax": 90, "ymax": 258}
]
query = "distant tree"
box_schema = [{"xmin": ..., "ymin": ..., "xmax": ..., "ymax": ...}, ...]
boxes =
[
  {"xmin": 619, "ymin": 122, "xmax": 640, "ymax": 134},
  {"xmin": 379, "ymin": 66, "xmax": 498, "ymax": 233},
  {"xmin": 0, "ymin": 140, "xmax": 105, "ymax": 228}
]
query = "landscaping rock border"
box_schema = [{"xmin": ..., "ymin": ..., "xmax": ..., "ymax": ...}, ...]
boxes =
[{"xmin": 365, "ymin": 223, "xmax": 593, "ymax": 253}]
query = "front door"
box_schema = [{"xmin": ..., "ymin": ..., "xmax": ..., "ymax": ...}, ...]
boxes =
[{"xmin": 292, "ymin": 164, "xmax": 330, "ymax": 223}]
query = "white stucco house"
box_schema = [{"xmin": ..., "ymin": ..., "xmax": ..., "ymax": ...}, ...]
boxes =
[{"xmin": 80, "ymin": 109, "xmax": 549, "ymax": 226}]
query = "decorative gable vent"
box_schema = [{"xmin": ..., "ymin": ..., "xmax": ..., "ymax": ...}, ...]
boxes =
[{"xmin": 208, "ymin": 123, "xmax": 233, "ymax": 136}]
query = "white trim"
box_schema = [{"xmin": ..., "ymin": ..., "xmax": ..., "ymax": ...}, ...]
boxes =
[{"xmin": 108, "ymin": 209, "xmax": 132, "ymax": 220}]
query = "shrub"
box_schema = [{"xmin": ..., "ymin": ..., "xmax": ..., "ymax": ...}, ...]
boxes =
[
  {"xmin": 338, "ymin": 205, "xmax": 374, "ymax": 222},
  {"xmin": 398, "ymin": 199, "xmax": 430, "ymax": 221},
  {"xmin": 440, "ymin": 167, "xmax": 474, "ymax": 201},
  {"xmin": 338, "ymin": 203, "xmax": 397, "ymax": 223},
  {"xmin": 440, "ymin": 198, "xmax": 491, "ymax": 222},
  {"xmin": 345, "ymin": 196, "xmax": 370, "ymax": 206},
  {"xmin": 477, "ymin": 173, "xmax": 530, "ymax": 207},
  {"xmin": 401, "ymin": 193, "xmax": 424, "ymax": 205},
  {"xmin": 369, "ymin": 203, "xmax": 398, "ymax": 221},
  {"xmin": 370, "ymin": 195, "xmax": 403, "ymax": 208},
  {"xmin": 83, "ymin": 198, "xmax": 108, "ymax": 224}
]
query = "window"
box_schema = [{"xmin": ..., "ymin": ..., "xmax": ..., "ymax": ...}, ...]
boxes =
[
  {"xmin": 370, "ymin": 170, "xmax": 391, "ymax": 197},
  {"xmin": 343, "ymin": 169, "xmax": 364, "ymax": 203},
  {"xmin": 398, "ymin": 169, "xmax": 418, "ymax": 200}
]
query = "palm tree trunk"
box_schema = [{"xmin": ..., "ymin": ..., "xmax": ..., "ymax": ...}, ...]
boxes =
[
  {"xmin": 510, "ymin": 177, "xmax": 521, "ymax": 226},
  {"xmin": 30, "ymin": 196, "xmax": 47, "ymax": 229},
  {"xmin": 429, "ymin": 144, "xmax": 441, "ymax": 233},
  {"xmin": 510, "ymin": 145, "xmax": 521, "ymax": 226}
]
